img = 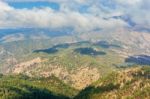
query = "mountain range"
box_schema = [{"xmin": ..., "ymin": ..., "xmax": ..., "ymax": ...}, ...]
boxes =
[{"xmin": 0, "ymin": 23, "xmax": 149, "ymax": 99}]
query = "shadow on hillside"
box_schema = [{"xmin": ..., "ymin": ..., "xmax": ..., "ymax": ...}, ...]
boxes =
[
  {"xmin": 95, "ymin": 41, "xmax": 121, "ymax": 49},
  {"xmin": 33, "ymin": 43, "xmax": 70, "ymax": 54},
  {"xmin": 33, "ymin": 48, "xmax": 58, "ymax": 54},
  {"xmin": 74, "ymin": 83, "xmax": 119, "ymax": 99},
  {"xmin": 2, "ymin": 84, "xmax": 69, "ymax": 99},
  {"xmin": 74, "ymin": 47, "xmax": 106, "ymax": 56},
  {"xmin": 125, "ymin": 55, "xmax": 150, "ymax": 65},
  {"xmin": 33, "ymin": 41, "xmax": 117, "ymax": 55}
]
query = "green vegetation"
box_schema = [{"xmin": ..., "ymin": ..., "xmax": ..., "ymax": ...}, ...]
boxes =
[
  {"xmin": 0, "ymin": 75, "xmax": 78, "ymax": 99},
  {"xmin": 1, "ymin": 40, "xmax": 150, "ymax": 99},
  {"xmin": 1, "ymin": 40, "xmax": 124, "ymax": 74},
  {"xmin": 0, "ymin": 66, "xmax": 150, "ymax": 99},
  {"xmin": 22, "ymin": 41, "xmax": 123, "ymax": 76},
  {"xmin": 74, "ymin": 66, "xmax": 150, "ymax": 99}
]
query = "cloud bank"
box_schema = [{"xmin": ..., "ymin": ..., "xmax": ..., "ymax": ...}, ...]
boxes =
[{"xmin": 0, "ymin": 0, "xmax": 150, "ymax": 33}]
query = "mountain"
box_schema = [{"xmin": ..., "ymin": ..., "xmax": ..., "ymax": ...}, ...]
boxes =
[
  {"xmin": 75, "ymin": 66, "xmax": 150, "ymax": 99},
  {"xmin": 0, "ymin": 28, "xmax": 150, "ymax": 99},
  {"xmin": 4, "ymin": 41, "xmax": 118, "ymax": 89},
  {"xmin": 0, "ymin": 28, "xmax": 73, "ymax": 42},
  {"xmin": 0, "ymin": 66, "xmax": 149, "ymax": 99},
  {"xmin": 0, "ymin": 0, "xmax": 150, "ymax": 99}
]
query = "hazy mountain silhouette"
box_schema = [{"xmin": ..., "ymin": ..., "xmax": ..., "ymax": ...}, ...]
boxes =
[{"xmin": 125, "ymin": 55, "xmax": 150, "ymax": 65}]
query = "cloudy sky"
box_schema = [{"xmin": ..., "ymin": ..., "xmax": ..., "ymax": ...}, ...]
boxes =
[{"xmin": 0, "ymin": 0, "xmax": 150, "ymax": 33}]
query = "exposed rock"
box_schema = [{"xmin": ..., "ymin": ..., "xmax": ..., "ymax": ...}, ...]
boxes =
[{"xmin": 11, "ymin": 58, "xmax": 100, "ymax": 89}]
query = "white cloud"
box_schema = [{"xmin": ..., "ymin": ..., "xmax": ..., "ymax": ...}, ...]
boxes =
[
  {"xmin": 0, "ymin": 0, "xmax": 150, "ymax": 33},
  {"xmin": 0, "ymin": 0, "xmax": 129, "ymax": 33},
  {"xmin": 0, "ymin": 1, "xmax": 12, "ymax": 10},
  {"xmin": 117, "ymin": 0, "xmax": 150, "ymax": 29},
  {"xmin": 114, "ymin": 0, "xmax": 142, "ymax": 5}
]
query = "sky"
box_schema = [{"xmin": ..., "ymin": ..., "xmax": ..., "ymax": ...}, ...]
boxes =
[{"xmin": 0, "ymin": 0, "xmax": 150, "ymax": 33}]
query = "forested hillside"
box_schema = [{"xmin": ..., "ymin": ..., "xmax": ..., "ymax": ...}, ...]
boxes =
[
  {"xmin": 75, "ymin": 66, "xmax": 150, "ymax": 99},
  {"xmin": 0, "ymin": 75, "xmax": 78, "ymax": 99}
]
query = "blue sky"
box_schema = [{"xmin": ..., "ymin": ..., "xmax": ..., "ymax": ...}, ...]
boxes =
[
  {"xmin": 0, "ymin": 0, "xmax": 150, "ymax": 33},
  {"xmin": 7, "ymin": 1, "xmax": 60, "ymax": 10}
]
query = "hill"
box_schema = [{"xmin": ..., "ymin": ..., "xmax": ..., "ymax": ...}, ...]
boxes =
[
  {"xmin": 0, "ymin": 74, "xmax": 78, "ymax": 99},
  {"xmin": 7, "ymin": 41, "xmax": 123, "ymax": 89},
  {"xmin": 75, "ymin": 66, "xmax": 150, "ymax": 99},
  {"xmin": 1, "ymin": 66, "xmax": 149, "ymax": 99}
]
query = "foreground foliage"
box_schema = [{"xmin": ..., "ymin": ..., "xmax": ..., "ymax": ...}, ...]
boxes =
[
  {"xmin": 75, "ymin": 66, "xmax": 150, "ymax": 99},
  {"xmin": 0, "ymin": 66, "xmax": 149, "ymax": 99},
  {"xmin": 0, "ymin": 75, "xmax": 78, "ymax": 99}
]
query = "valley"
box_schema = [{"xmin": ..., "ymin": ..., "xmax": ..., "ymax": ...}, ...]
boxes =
[
  {"xmin": 0, "ymin": 30, "xmax": 150, "ymax": 99},
  {"xmin": 0, "ymin": 0, "xmax": 150, "ymax": 98}
]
